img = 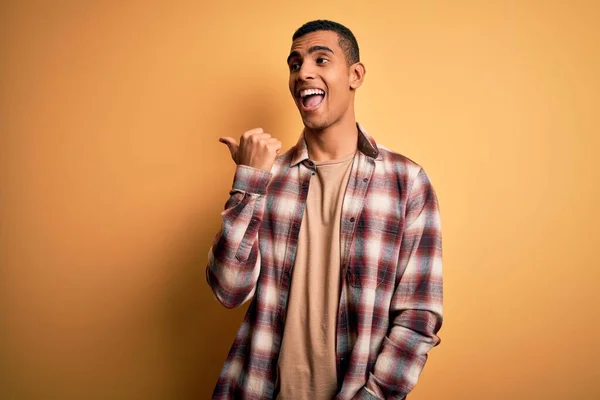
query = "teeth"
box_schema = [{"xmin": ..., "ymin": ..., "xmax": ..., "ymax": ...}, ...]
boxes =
[{"xmin": 300, "ymin": 88, "xmax": 325, "ymax": 98}]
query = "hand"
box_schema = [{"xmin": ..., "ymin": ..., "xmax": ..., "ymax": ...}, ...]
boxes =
[{"xmin": 219, "ymin": 128, "xmax": 282, "ymax": 172}]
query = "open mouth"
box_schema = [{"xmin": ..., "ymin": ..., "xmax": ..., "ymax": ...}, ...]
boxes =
[{"xmin": 298, "ymin": 88, "xmax": 326, "ymax": 111}]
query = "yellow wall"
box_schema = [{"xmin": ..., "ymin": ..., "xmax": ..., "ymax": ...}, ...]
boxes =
[{"xmin": 1, "ymin": 1, "xmax": 599, "ymax": 399}]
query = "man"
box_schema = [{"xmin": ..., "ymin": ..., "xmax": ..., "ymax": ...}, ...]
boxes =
[{"xmin": 207, "ymin": 20, "xmax": 443, "ymax": 399}]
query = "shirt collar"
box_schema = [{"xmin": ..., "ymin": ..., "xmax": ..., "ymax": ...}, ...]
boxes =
[{"xmin": 290, "ymin": 122, "xmax": 381, "ymax": 167}]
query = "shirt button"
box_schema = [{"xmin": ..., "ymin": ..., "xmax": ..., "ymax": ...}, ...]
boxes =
[
  {"xmin": 308, "ymin": 161, "xmax": 314, "ymax": 167},
  {"xmin": 363, "ymin": 178, "xmax": 368, "ymax": 183},
  {"xmin": 349, "ymin": 217, "xmax": 355, "ymax": 223}
]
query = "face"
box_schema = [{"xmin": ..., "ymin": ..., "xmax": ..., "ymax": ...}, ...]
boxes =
[{"xmin": 287, "ymin": 30, "xmax": 364, "ymax": 131}]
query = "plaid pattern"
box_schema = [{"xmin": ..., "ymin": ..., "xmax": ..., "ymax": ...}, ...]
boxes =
[{"xmin": 206, "ymin": 124, "xmax": 443, "ymax": 399}]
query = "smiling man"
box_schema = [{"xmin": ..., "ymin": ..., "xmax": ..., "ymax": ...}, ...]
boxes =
[{"xmin": 207, "ymin": 20, "xmax": 443, "ymax": 399}]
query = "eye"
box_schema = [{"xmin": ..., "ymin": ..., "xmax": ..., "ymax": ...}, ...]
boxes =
[
  {"xmin": 290, "ymin": 62, "xmax": 301, "ymax": 72},
  {"xmin": 316, "ymin": 57, "xmax": 329, "ymax": 65}
]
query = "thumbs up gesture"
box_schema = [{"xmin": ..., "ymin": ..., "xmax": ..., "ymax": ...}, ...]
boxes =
[{"xmin": 219, "ymin": 128, "xmax": 282, "ymax": 173}]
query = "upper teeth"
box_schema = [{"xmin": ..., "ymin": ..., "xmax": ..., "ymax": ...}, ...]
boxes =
[{"xmin": 300, "ymin": 88, "xmax": 325, "ymax": 98}]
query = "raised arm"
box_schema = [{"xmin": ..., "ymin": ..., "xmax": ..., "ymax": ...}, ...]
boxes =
[{"xmin": 205, "ymin": 128, "xmax": 282, "ymax": 309}]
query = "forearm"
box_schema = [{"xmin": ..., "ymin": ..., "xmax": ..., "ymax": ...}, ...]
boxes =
[
  {"xmin": 359, "ymin": 167, "xmax": 443, "ymax": 398},
  {"xmin": 362, "ymin": 308, "xmax": 442, "ymax": 398},
  {"xmin": 206, "ymin": 164, "xmax": 271, "ymax": 308}
]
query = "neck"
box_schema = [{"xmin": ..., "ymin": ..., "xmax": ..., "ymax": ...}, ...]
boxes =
[{"xmin": 303, "ymin": 111, "xmax": 359, "ymax": 163}]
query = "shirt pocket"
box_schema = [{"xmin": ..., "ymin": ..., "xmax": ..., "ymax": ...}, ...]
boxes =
[{"xmin": 347, "ymin": 215, "xmax": 400, "ymax": 288}]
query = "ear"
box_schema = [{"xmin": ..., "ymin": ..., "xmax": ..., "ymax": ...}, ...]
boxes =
[{"xmin": 349, "ymin": 62, "xmax": 366, "ymax": 90}]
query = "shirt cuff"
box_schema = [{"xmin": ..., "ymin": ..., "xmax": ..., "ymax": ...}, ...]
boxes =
[
  {"xmin": 231, "ymin": 164, "xmax": 272, "ymax": 195},
  {"xmin": 354, "ymin": 386, "xmax": 380, "ymax": 400}
]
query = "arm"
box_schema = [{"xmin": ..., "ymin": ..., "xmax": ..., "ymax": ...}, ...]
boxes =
[
  {"xmin": 356, "ymin": 168, "xmax": 443, "ymax": 399},
  {"xmin": 206, "ymin": 127, "xmax": 281, "ymax": 309},
  {"xmin": 206, "ymin": 164, "xmax": 272, "ymax": 309}
]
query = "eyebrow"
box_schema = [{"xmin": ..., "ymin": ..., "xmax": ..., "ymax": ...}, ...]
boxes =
[{"xmin": 287, "ymin": 45, "xmax": 334, "ymax": 64}]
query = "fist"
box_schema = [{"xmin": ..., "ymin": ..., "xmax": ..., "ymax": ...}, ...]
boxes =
[{"xmin": 219, "ymin": 128, "xmax": 282, "ymax": 172}]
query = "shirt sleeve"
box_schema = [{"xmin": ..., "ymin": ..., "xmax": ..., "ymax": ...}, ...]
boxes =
[
  {"xmin": 359, "ymin": 167, "xmax": 443, "ymax": 399},
  {"xmin": 205, "ymin": 164, "xmax": 272, "ymax": 309}
]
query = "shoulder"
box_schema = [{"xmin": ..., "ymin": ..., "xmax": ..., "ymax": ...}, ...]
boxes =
[
  {"xmin": 373, "ymin": 141, "xmax": 438, "ymax": 200},
  {"xmin": 376, "ymin": 144, "xmax": 424, "ymax": 182},
  {"xmin": 374, "ymin": 145, "xmax": 439, "ymax": 219},
  {"xmin": 359, "ymin": 123, "xmax": 425, "ymax": 182}
]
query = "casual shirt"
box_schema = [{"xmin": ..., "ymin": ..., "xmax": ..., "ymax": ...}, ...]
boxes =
[{"xmin": 207, "ymin": 123, "xmax": 443, "ymax": 399}]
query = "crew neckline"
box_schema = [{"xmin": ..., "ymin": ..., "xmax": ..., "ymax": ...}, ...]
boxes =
[{"xmin": 312, "ymin": 151, "xmax": 356, "ymax": 167}]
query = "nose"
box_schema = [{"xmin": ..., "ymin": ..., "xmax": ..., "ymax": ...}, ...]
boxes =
[{"xmin": 296, "ymin": 63, "xmax": 316, "ymax": 82}]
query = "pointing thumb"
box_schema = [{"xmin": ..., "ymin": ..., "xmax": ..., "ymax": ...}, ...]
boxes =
[{"xmin": 219, "ymin": 137, "xmax": 239, "ymax": 163}]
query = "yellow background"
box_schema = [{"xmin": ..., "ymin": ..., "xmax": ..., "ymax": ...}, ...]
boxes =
[{"xmin": 1, "ymin": 1, "xmax": 599, "ymax": 399}]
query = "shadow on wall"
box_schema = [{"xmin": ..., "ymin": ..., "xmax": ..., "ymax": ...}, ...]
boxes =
[{"xmin": 157, "ymin": 79, "xmax": 293, "ymax": 397}]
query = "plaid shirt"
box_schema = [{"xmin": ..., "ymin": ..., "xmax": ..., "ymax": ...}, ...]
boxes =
[{"xmin": 206, "ymin": 124, "xmax": 443, "ymax": 399}]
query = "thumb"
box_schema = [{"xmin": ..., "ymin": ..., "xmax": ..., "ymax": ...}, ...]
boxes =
[{"xmin": 218, "ymin": 137, "xmax": 239, "ymax": 161}]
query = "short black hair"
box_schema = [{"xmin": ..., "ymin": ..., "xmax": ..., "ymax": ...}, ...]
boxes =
[{"xmin": 292, "ymin": 20, "xmax": 360, "ymax": 65}]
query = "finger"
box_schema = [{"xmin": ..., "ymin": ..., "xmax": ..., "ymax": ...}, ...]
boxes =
[
  {"xmin": 266, "ymin": 138, "xmax": 282, "ymax": 148},
  {"xmin": 219, "ymin": 137, "xmax": 239, "ymax": 157},
  {"xmin": 248, "ymin": 133, "xmax": 273, "ymax": 143},
  {"xmin": 244, "ymin": 134, "xmax": 272, "ymax": 147},
  {"xmin": 267, "ymin": 140, "xmax": 283, "ymax": 153},
  {"xmin": 219, "ymin": 136, "xmax": 237, "ymax": 145},
  {"xmin": 242, "ymin": 127, "xmax": 264, "ymax": 139}
]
